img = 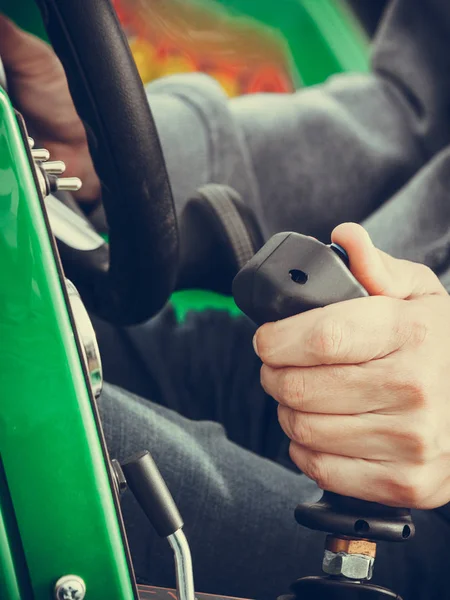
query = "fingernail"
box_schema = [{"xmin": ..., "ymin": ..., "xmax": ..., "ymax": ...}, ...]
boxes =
[{"xmin": 252, "ymin": 333, "xmax": 259, "ymax": 356}]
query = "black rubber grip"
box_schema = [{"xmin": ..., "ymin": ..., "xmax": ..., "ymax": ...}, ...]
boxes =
[
  {"xmin": 233, "ymin": 232, "xmax": 368, "ymax": 325},
  {"xmin": 121, "ymin": 451, "xmax": 183, "ymax": 538},
  {"xmin": 233, "ymin": 232, "xmax": 415, "ymax": 542},
  {"xmin": 295, "ymin": 490, "xmax": 414, "ymax": 543}
]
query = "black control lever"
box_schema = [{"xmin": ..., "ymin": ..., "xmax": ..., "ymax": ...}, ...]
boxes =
[
  {"xmin": 233, "ymin": 232, "xmax": 414, "ymax": 599},
  {"xmin": 121, "ymin": 451, "xmax": 196, "ymax": 600}
]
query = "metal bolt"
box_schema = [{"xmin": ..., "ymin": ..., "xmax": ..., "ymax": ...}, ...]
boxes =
[
  {"xmin": 54, "ymin": 575, "xmax": 86, "ymax": 600},
  {"xmin": 32, "ymin": 148, "xmax": 50, "ymax": 161},
  {"xmin": 41, "ymin": 160, "xmax": 67, "ymax": 175},
  {"xmin": 322, "ymin": 549, "xmax": 374, "ymax": 581},
  {"xmin": 55, "ymin": 177, "xmax": 83, "ymax": 192}
]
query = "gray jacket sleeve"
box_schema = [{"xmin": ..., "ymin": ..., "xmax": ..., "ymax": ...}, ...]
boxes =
[{"xmin": 146, "ymin": 0, "xmax": 450, "ymax": 245}]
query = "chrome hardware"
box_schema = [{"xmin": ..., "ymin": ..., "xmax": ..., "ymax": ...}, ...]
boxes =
[
  {"xmin": 54, "ymin": 177, "xmax": 83, "ymax": 192},
  {"xmin": 111, "ymin": 459, "xmax": 128, "ymax": 496},
  {"xmin": 65, "ymin": 279, "xmax": 103, "ymax": 398},
  {"xmin": 323, "ymin": 549, "xmax": 374, "ymax": 581},
  {"xmin": 45, "ymin": 194, "xmax": 105, "ymax": 251},
  {"xmin": 31, "ymin": 148, "xmax": 50, "ymax": 161},
  {"xmin": 29, "ymin": 144, "xmax": 82, "ymax": 197},
  {"xmin": 41, "ymin": 160, "xmax": 67, "ymax": 175},
  {"xmin": 54, "ymin": 575, "xmax": 86, "ymax": 600},
  {"xmin": 168, "ymin": 529, "xmax": 196, "ymax": 600},
  {"xmin": 0, "ymin": 55, "xmax": 7, "ymax": 91},
  {"xmin": 35, "ymin": 167, "xmax": 49, "ymax": 198}
]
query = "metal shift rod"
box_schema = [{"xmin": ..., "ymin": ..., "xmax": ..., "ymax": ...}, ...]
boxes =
[{"xmin": 121, "ymin": 451, "xmax": 196, "ymax": 600}]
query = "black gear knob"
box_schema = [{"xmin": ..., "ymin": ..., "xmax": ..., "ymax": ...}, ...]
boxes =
[
  {"xmin": 232, "ymin": 232, "xmax": 368, "ymax": 326},
  {"xmin": 232, "ymin": 232, "xmax": 415, "ymax": 544}
]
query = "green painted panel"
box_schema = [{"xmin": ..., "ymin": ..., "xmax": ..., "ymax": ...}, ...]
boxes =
[{"xmin": 0, "ymin": 89, "xmax": 136, "ymax": 598}]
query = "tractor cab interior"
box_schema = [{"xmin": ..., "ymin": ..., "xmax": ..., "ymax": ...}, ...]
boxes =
[{"xmin": 0, "ymin": 1, "xmax": 418, "ymax": 599}]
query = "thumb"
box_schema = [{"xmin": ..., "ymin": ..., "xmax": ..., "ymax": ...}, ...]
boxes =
[{"xmin": 331, "ymin": 222, "xmax": 447, "ymax": 299}]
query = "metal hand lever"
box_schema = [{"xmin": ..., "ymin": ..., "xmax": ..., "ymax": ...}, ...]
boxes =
[{"xmin": 121, "ymin": 451, "xmax": 196, "ymax": 600}]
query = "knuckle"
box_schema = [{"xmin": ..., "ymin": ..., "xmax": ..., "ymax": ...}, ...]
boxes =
[
  {"xmin": 400, "ymin": 413, "xmax": 439, "ymax": 464},
  {"xmin": 384, "ymin": 466, "xmax": 428, "ymax": 507},
  {"xmin": 260, "ymin": 364, "xmax": 271, "ymax": 394},
  {"xmin": 279, "ymin": 369, "xmax": 306, "ymax": 408},
  {"xmin": 409, "ymin": 375, "xmax": 431, "ymax": 409},
  {"xmin": 404, "ymin": 378, "xmax": 428, "ymax": 410},
  {"xmin": 277, "ymin": 404, "xmax": 292, "ymax": 437},
  {"xmin": 309, "ymin": 316, "xmax": 345, "ymax": 362},
  {"xmin": 329, "ymin": 365, "xmax": 353, "ymax": 388},
  {"xmin": 255, "ymin": 324, "xmax": 275, "ymax": 363},
  {"xmin": 402, "ymin": 305, "xmax": 430, "ymax": 348},
  {"xmin": 387, "ymin": 368, "xmax": 430, "ymax": 410},
  {"xmin": 293, "ymin": 447, "xmax": 330, "ymax": 490},
  {"xmin": 290, "ymin": 413, "xmax": 315, "ymax": 447}
]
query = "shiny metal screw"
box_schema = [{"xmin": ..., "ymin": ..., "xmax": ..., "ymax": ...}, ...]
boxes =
[
  {"xmin": 32, "ymin": 147, "xmax": 50, "ymax": 161},
  {"xmin": 41, "ymin": 160, "xmax": 66, "ymax": 175},
  {"xmin": 54, "ymin": 575, "xmax": 86, "ymax": 600},
  {"xmin": 55, "ymin": 177, "xmax": 82, "ymax": 192}
]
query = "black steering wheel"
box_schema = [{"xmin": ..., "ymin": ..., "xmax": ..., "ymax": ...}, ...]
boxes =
[{"xmin": 35, "ymin": 0, "xmax": 179, "ymax": 326}]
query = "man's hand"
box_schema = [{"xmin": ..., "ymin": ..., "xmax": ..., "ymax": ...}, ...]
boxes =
[
  {"xmin": 253, "ymin": 222, "xmax": 450, "ymax": 509},
  {"xmin": 0, "ymin": 15, "xmax": 100, "ymax": 203}
]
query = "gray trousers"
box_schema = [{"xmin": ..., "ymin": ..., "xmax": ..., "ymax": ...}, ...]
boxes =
[
  {"xmin": 97, "ymin": 1, "xmax": 450, "ymax": 598},
  {"xmin": 97, "ymin": 309, "xmax": 449, "ymax": 600}
]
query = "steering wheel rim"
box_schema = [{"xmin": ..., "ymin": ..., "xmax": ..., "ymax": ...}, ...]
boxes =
[{"xmin": 35, "ymin": 0, "xmax": 178, "ymax": 325}]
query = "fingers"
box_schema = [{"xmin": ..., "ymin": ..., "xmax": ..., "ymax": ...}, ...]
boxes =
[
  {"xmin": 331, "ymin": 223, "xmax": 447, "ymax": 299},
  {"xmin": 288, "ymin": 442, "xmax": 443, "ymax": 508},
  {"xmin": 279, "ymin": 406, "xmax": 389, "ymax": 459},
  {"xmin": 254, "ymin": 295, "xmax": 416, "ymax": 368},
  {"xmin": 278, "ymin": 404, "xmax": 442, "ymax": 463},
  {"xmin": 261, "ymin": 359, "xmax": 407, "ymax": 415}
]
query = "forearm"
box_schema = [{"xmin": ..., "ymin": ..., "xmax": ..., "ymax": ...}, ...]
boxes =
[
  {"xmin": 230, "ymin": 0, "xmax": 450, "ymax": 240},
  {"xmin": 147, "ymin": 0, "xmax": 450, "ymax": 242}
]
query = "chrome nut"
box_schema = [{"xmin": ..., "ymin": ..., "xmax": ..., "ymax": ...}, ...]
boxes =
[
  {"xmin": 54, "ymin": 575, "xmax": 86, "ymax": 600},
  {"xmin": 322, "ymin": 549, "xmax": 374, "ymax": 581}
]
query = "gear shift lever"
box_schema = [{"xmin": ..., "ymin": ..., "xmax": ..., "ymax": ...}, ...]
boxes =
[
  {"xmin": 120, "ymin": 451, "xmax": 196, "ymax": 600},
  {"xmin": 233, "ymin": 232, "xmax": 414, "ymax": 599}
]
